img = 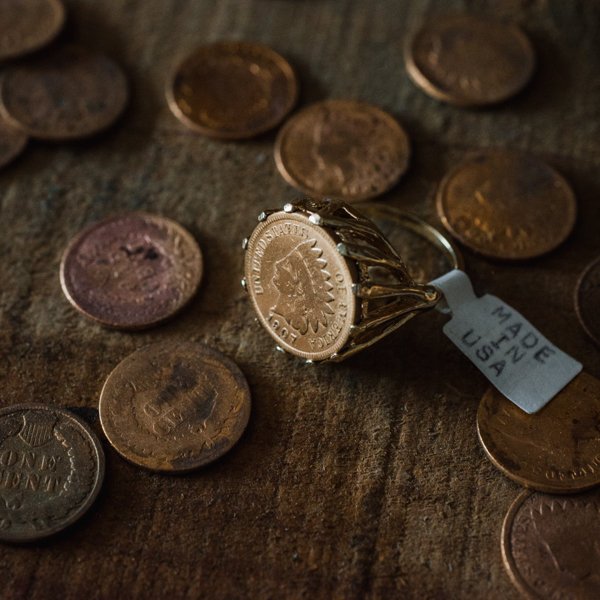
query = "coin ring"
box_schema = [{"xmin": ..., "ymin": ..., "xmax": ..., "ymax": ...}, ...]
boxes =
[{"xmin": 574, "ymin": 256, "xmax": 600, "ymax": 346}]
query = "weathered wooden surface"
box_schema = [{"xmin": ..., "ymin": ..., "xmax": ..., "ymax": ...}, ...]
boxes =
[{"xmin": 1, "ymin": 0, "xmax": 599, "ymax": 598}]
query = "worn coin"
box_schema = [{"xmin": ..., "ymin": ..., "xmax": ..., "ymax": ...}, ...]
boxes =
[
  {"xmin": 477, "ymin": 372, "xmax": 600, "ymax": 494},
  {"xmin": 575, "ymin": 256, "xmax": 600, "ymax": 346},
  {"xmin": 502, "ymin": 488, "xmax": 600, "ymax": 599},
  {"xmin": 60, "ymin": 213, "xmax": 203, "ymax": 330},
  {"xmin": 0, "ymin": 45, "xmax": 128, "ymax": 140},
  {"xmin": 436, "ymin": 151, "xmax": 576, "ymax": 260},
  {"xmin": 0, "ymin": 404, "xmax": 104, "ymax": 542},
  {"xmin": 275, "ymin": 100, "xmax": 410, "ymax": 202},
  {"xmin": 0, "ymin": 0, "xmax": 65, "ymax": 62},
  {"xmin": 99, "ymin": 342, "xmax": 251, "ymax": 472},
  {"xmin": 405, "ymin": 14, "xmax": 535, "ymax": 106},
  {"xmin": 167, "ymin": 41, "xmax": 298, "ymax": 139},
  {"xmin": 0, "ymin": 113, "xmax": 27, "ymax": 168}
]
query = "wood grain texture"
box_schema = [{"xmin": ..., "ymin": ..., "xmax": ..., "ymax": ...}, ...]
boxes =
[{"xmin": 1, "ymin": 0, "xmax": 599, "ymax": 598}]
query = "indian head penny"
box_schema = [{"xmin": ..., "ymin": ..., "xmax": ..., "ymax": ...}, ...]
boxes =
[
  {"xmin": 406, "ymin": 14, "xmax": 535, "ymax": 106},
  {"xmin": 244, "ymin": 210, "xmax": 356, "ymax": 361},
  {"xmin": 477, "ymin": 372, "xmax": 600, "ymax": 494},
  {"xmin": 436, "ymin": 151, "xmax": 576, "ymax": 260},
  {"xmin": 167, "ymin": 41, "xmax": 298, "ymax": 139},
  {"xmin": 0, "ymin": 45, "xmax": 128, "ymax": 140},
  {"xmin": 0, "ymin": 404, "xmax": 104, "ymax": 542},
  {"xmin": 0, "ymin": 113, "xmax": 27, "ymax": 168},
  {"xmin": 575, "ymin": 256, "xmax": 600, "ymax": 346},
  {"xmin": 0, "ymin": 0, "xmax": 65, "ymax": 62},
  {"xmin": 99, "ymin": 343, "xmax": 251, "ymax": 472},
  {"xmin": 60, "ymin": 213, "xmax": 203, "ymax": 330},
  {"xmin": 274, "ymin": 100, "xmax": 411, "ymax": 202},
  {"xmin": 502, "ymin": 489, "xmax": 600, "ymax": 599}
]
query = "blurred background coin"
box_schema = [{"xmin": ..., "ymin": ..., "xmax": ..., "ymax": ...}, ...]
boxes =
[
  {"xmin": 0, "ymin": 0, "xmax": 65, "ymax": 62},
  {"xmin": 167, "ymin": 41, "xmax": 298, "ymax": 139},
  {"xmin": 405, "ymin": 14, "xmax": 535, "ymax": 107},
  {"xmin": 275, "ymin": 99, "xmax": 410, "ymax": 202},
  {"xmin": 436, "ymin": 151, "xmax": 576, "ymax": 260},
  {"xmin": 502, "ymin": 488, "xmax": 600, "ymax": 600},
  {"xmin": 99, "ymin": 342, "xmax": 251, "ymax": 472},
  {"xmin": 0, "ymin": 113, "xmax": 27, "ymax": 168},
  {"xmin": 477, "ymin": 373, "xmax": 600, "ymax": 494},
  {"xmin": 0, "ymin": 404, "xmax": 105, "ymax": 542},
  {"xmin": 60, "ymin": 213, "xmax": 203, "ymax": 330},
  {"xmin": 0, "ymin": 45, "xmax": 128, "ymax": 140},
  {"xmin": 575, "ymin": 256, "xmax": 600, "ymax": 346}
]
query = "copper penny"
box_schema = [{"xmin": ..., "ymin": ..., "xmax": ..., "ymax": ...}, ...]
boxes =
[
  {"xmin": 502, "ymin": 489, "xmax": 600, "ymax": 599},
  {"xmin": 405, "ymin": 14, "xmax": 535, "ymax": 106},
  {"xmin": 99, "ymin": 342, "xmax": 251, "ymax": 472},
  {"xmin": 244, "ymin": 209, "xmax": 357, "ymax": 361},
  {"xmin": 0, "ymin": 45, "xmax": 128, "ymax": 140},
  {"xmin": 0, "ymin": 0, "xmax": 65, "ymax": 62},
  {"xmin": 167, "ymin": 41, "xmax": 298, "ymax": 139},
  {"xmin": 275, "ymin": 100, "xmax": 410, "ymax": 202},
  {"xmin": 0, "ymin": 113, "xmax": 27, "ymax": 168},
  {"xmin": 477, "ymin": 372, "xmax": 600, "ymax": 494},
  {"xmin": 436, "ymin": 151, "xmax": 576, "ymax": 260},
  {"xmin": 60, "ymin": 213, "xmax": 203, "ymax": 330},
  {"xmin": 0, "ymin": 404, "xmax": 104, "ymax": 542},
  {"xmin": 575, "ymin": 257, "xmax": 600, "ymax": 346}
]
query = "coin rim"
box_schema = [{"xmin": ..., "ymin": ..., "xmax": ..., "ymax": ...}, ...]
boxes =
[
  {"xmin": 574, "ymin": 255, "xmax": 600, "ymax": 346},
  {"xmin": 59, "ymin": 212, "xmax": 203, "ymax": 330},
  {"xmin": 274, "ymin": 99, "xmax": 411, "ymax": 203},
  {"xmin": 436, "ymin": 151, "xmax": 577, "ymax": 260},
  {"xmin": 0, "ymin": 115, "xmax": 28, "ymax": 168},
  {"xmin": 166, "ymin": 40, "xmax": 299, "ymax": 139},
  {"xmin": 98, "ymin": 342, "xmax": 252, "ymax": 473},
  {"xmin": 0, "ymin": 403, "xmax": 105, "ymax": 543}
]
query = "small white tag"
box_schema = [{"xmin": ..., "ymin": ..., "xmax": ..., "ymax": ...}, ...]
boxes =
[{"xmin": 430, "ymin": 270, "xmax": 582, "ymax": 414}]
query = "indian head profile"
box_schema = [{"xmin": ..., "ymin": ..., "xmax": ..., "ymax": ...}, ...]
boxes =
[{"xmin": 271, "ymin": 238, "xmax": 335, "ymax": 335}]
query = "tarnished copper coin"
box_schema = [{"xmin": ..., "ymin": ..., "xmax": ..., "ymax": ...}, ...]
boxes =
[
  {"xmin": 405, "ymin": 14, "xmax": 535, "ymax": 106},
  {"xmin": 0, "ymin": 0, "xmax": 65, "ymax": 62},
  {"xmin": 0, "ymin": 113, "xmax": 27, "ymax": 168},
  {"xmin": 436, "ymin": 152, "xmax": 576, "ymax": 260},
  {"xmin": 0, "ymin": 45, "xmax": 128, "ymax": 140},
  {"xmin": 167, "ymin": 41, "xmax": 297, "ymax": 139},
  {"xmin": 575, "ymin": 257, "xmax": 600, "ymax": 346},
  {"xmin": 60, "ymin": 213, "xmax": 203, "ymax": 330},
  {"xmin": 502, "ymin": 489, "xmax": 600, "ymax": 599},
  {"xmin": 99, "ymin": 342, "xmax": 251, "ymax": 472},
  {"xmin": 0, "ymin": 404, "xmax": 104, "ymax": 542},
  {"xmin": 477, "ymin": 372, "xmax": 600, "ymax": 494},
  {"xmin": 275, "ymin": 100, "xmax": 410, "ymax": 202},
  {"xmin": 244, "ymin": 209, "xmax": 356, "ymax": 361}
]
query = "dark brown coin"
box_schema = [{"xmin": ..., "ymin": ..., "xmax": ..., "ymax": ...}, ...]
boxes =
[
  {"xmin": 436, "ymin": 151, "xmax": 576, "ymax": 260},
  {"xmin": 477, "ymin": 372, "xmax": 600, "ymax": 494},
  {"xmin": 0, "ymin": 0, "xmax": 65, "ymax": 62},
  {"xmin": 167, "ymin": 41, "xmax": 298, "ymax": 139},
  {"xmin": 0, "ymin": 404, "xmax": 104, "ymax": 542},
  {"xmin": 575, "ymin": 257, "xmax": 600, "ymax": 346},
  {"xmin": 405, "ymin": 14, "xmax": 535, "ymax": 106},
  {"xmin": 274, "ymin": 100, "xmax": 410, "ymax": 202},
  {"xmin": 99, "ymin": 342, "xmax": 251, "ymax": 472},
  {"xmin": 0, "ymin": 113, "xmax": 27, "ymax": 168},
  {"xmin": 502, "ymin": 489, "xmax": 600, "ymax": 599},
  {"xmin": 0, "ymin": 45, "xmax": 128, "ymax": 140},
  {"xmin": 60, "ymin": 213, "xmax": 203, "ymax": 330}
]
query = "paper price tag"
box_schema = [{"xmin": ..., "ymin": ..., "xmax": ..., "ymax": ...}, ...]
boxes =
[{"xmin": 430, "ymin": 270, "xmax": 582, "ymax": 414}]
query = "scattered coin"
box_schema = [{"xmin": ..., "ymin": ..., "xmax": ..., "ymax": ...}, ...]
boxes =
[
  {"xmin": 0, "ymin": 0, "xmax": 65, "ymax": 62},
  {"xmin": 477, "ymin": 372, "xmax": 600, "ymax": 494},
  {"xmin": 275, "ymin": 99, "xmax": 411, "ymax": 202},
  {"xmin": 0, "ymin": 45, "xmax": 128, "ymax": 140},
  {"xmin": 502, "ymin": 488, "xmax": 600, "ymax": 600},
  {"xmin": 436, "ymin": 151, "xmax": 576, "ymax": 260},
  {"xmin": 405, "ymin": 14, "xmax": 535, "ymax": 107},
  {"xmin": 60, "ymin": 213, "xmax": 203, "ymax": 330},
  {"xmin": 0, "ymin": 113, "xmax": 27, "ymax": 169},
  {"xmin": 167, "ymin": 41, "xmax": 298, "ymax": 139},
  {"xmin": 0, "ymin": 404, "xmax": 105, "ymax": 542},
  {"xmin": 99, "ymin": 342, "xmax": 251, "ymax": 472},
  {"xmin": 575, "ymin": 256, "xmax": 600, "ymax": 346}
]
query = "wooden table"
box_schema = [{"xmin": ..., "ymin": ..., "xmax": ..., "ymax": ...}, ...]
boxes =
[{"xmin": 1, "ymin": 1, "xmax": 599, "ymax": 598}]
